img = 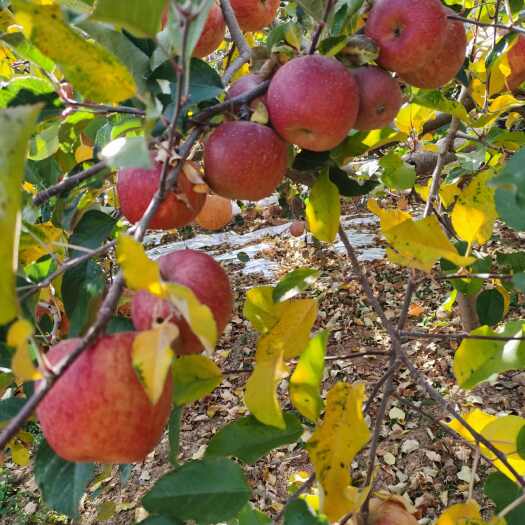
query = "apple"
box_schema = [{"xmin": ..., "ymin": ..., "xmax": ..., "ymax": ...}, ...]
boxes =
[
  {"xmin": 162, "ymin": 3, "xmax": 225, "ymax": 58},
  {"xmin": 204, "ymin": 121, "xmax": 288, "ymax": 200},
  {"xmin": 132, "ymin": 249, "xmax": 233, "ymax": 355},
  {"xmin": 195, "ymin": 194, "xmax": 233, "ymax": 230},
  {"xmin": 267, "ymin": 55, "xmax": 360, "ymax": 152},
  {"xmin": 227, "ymin": 73, "xmax": 267, "ymax": 109},
  {"xmin": 506, "ymin": 36, "xmax": 525, "ymax": 91},
  {"xmin": 365, "ymin": 0, "xmax": 448, "ymax": 74},
  {"xmin": 117, "ymin": 160, "xmax": 206, "ymax": 230},
  {"xmin": 367, "ymin": 498, "xmax": 418, "ymax": 525},
  {"xmin": 36, "ymin": 332, "xmax": 172, "ymax": 463},
  {"xmin": 290, "ymin": 220, "xmax": 306, "ymax": 237},
  {"xmin": 230, "ymin": 0, "xmax": 280, "ymax": 32},
  {"xmin": 352, "ymin": 67, "xmax": 403, "ymax": 131},
  {"xmin": 400, "ymin": 8, "xmax": 467, "ymax": 89}
]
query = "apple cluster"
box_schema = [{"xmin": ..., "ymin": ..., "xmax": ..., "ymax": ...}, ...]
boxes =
[{"xmin": 37, "ymin": 249, "xmax": 234, "ymax": 463}]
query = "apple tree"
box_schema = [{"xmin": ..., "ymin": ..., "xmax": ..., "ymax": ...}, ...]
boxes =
[{"xmin": 1, "ymin": 0, "xmax": 525, "ymax": 523}]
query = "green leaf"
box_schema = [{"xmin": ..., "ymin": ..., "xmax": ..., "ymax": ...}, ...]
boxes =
[
  {"xmin": 172, "ymin": 355, "xmax": 222, "ymax": 406},
  {"xmin": 243, "ymin": 286, "xmax": 280, "ymax": 334},
  {"xmin": 476, "ymin": 289, "xmax": 505, "ymax": 326},
  {"xmin": 484, "ymin": 472, "xmax": 525, "ymax": 525},
  {"xmin": 289, "ymin": 332, "xmax": 327, "ymax": 422},
  {"xmin": 100, "ymin": 136, "xmax": 152, "ymax": 169},
  {"xmin": 35, "ymin": 439, "xmax": 95, "ymax": 518},
  {"xmin": 296, "ymin": 0, "xmax": 324, "ymax": 20},
  {"xmin": 517, "ymin": 425, "xmax": 525, "ymax": 461},
  {"xmin": 453, "ymin": 322, "xmax": 525, "ymax": 389},
  {"xmin": 380, "ymin": 152, "xmax": 416, "ymax": 190},
  {"xmin": 0, "ymin": 104, "xmax": 41, "ymax": 325},
  {"xmin": 236, "ymin": 503, "xmax": 271, "ymax": 525},
  {"xmin": 284, "ymin": 499, "xmax": 327, "ymax": 525},
  {"xmin": 490, "ymin": 146, "xmax": 525, "ymax": 231},
  {"xmin": 305, "ymin": 171, "xmax": 341, "ymax": 243},
  {"xmin": 139, "ymin": 517, "xmax": 184, "ymax": 525},
  {"xmin": 185, "ymin": 59, "xmax": 224, "ymax": 105},
  {"xmin": 0, "ymin": 397, "xmax": 25, "ymax": 422},
  {"xmin": 68, "ymin": 210, "xmax": 118, "ymax": 257},
  {"xmin": 513, "ymin": 272, "xmax": 525, "ymax": 292},
  {"xmin": 206, "ymin": 413, "xmax": 303, "ymax": 464},
  {"xmin": 273, "ymin": 268, "xmax": 320, "ymax": 303},
  {"xmin": 90, "ymin": 0, "xmax": 166, "ymax": 37},
  {"xmin": 0, "ymin": 77, "xmax": 54, "ymax": 109},
  {"xmin": 142, "ymin": 457, "xmax": 251, "ymax": 524}
]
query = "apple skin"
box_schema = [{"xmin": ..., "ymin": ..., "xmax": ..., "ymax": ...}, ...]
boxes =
[
  {"xmin": 117, "ymin": 161, "xmax": 206, "ymax": 230},
  {"xmin": 290, "ymin": 220, "xmax": 306, "ymax": 237},
  {"xmin": 267, "ymin": 55, "xmax": 359, "ymax": 152},
  {"xmin": 506, "ymin": 36, "xmax": 525, "ymax": 91},
  {"xmin": 36, "ymin": 333, "xmax": 172, "ymax": 463},
  {"xmin": 132, "ymin": 249, "xmax": 233, "ymax": 355},
  {"xmin": 353, "ymin": 67, "xmax": 403, "ymax": 131},
  {"xmin": 204, "ymin": 121, "xmax": 288, "ymax": 200},
  {"xmin": 193, "ymin": 4, "xmax": 226, "ymax": 58},
  {"xmin": 400, "ymin": 8, "xmax": 467, "ymax": 89},
  {"xmin": 228, "ymin": 74, "xmax": 267, "ymax": 109},
  {"xmin": 230, "ymin": 0, "xmax": 280, "ymax": 32},
  {"xmin": 367, "ymin": 499, "xmax": 418, "ymax": 525},
  {"xmin": 365, "ymin": 0, "xmax": 448, "ymax": 75},
  {"xmin": 195, "ymin": 194, "xmax": 233, "ymax": 230}
]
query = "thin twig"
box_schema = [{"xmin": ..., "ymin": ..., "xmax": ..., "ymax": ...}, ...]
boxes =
[
  {"xmin": 64, "ymin": 99, "xmax": 145, "ymax": 116},
  {"xmin": 33, "ymin": 161, "xmax": 108, "ymax": 205},
  {"xmin": 468, "ymin": 447, "xmax": 481, "ymax": 500},
  {"xmin": 220, "ymin": 0, "xmax": 252, "ymax": 84},
  {"xmin": 273, "ymin": 473, "xmax": 316, "ymax": 523},
  {"xmin": 400, "ymin": 330, "xmax": 525, "ymax": 342},
  {"xmin": 498, "ymin": 490, "xmax": 525, "ymax": 518},
  {"xmin": 448, "ymin": 13, "xmax": 525, "ymax": 34},
  {"xmin": 308, "ymin": 0, "xmax": 336, "ymax": 54}
]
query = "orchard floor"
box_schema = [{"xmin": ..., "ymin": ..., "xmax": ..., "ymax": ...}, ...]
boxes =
[{"xmin": 2, "ymin": 199, "xmax": 525, "ymax": 525}]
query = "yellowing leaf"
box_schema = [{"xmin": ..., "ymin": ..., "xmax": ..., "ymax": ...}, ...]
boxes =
[
  {"xmin": 75, "ymin": 144, "xmax": 93, "ymax": 163},
  {"xmin": 369, "ymin": 201, "xmax": 475, "ymax": 272},
  {"xmin": 13, "ymin": 1, "xmax": 136, "ymax": 103},
  {"xmin": 8, "ymin": 319, "xmax": 42, "ymax": 382},
  {"xmin": 415, "ymin": 181, "xmax": 460, "ymax": 208},
  {"xmin": 245, "ymin": 343, "xmax": 289, "ymax": 429},
  {"xmin": 165, "ymin": 282, "xmax": 217, "ymax": 353},
  {"xmin": 447, "ymin": 410, "xmax": 525, "ymax": 482},
  {"xmin": 436, "ymin": 500, "xmax": 482, "ymax": 525},
  {"xmin": 305, "ymin": 171, "xmax": 341, "ymax": 243},
  {"xmin": 9, "ymin": 439, "xmax": 30, "ymax": 466},
  {"xmin": 307, "ymin": 382, "xmax": 370, "ymax": 522},
  {"xmin": 19, "ymin": 222, "xmax": 66, "ymax": 265},
  {"xmin": 290, "ymin": 331, "xmax": 327, "ymax": 422},
  {"xmin": 243, "ymin": 286, "xmax": 281, "ymax": 334},
  {"xmin": 452, "ymin": 171, "xmax": 497, "ymax": 245},
  {"xmin": 172, "ymin": 354, "xmax": 222, "ymax": 406},
  {"xmin": 132, "ymin": 323, "xmax": 178, "ymax": 404},
  {"xmin": 0, "ymin": 105, "xmax": 41, "ymax": 325},
  {"xmin": 117, "ymin": 235, "xmax": 164, "ymax": 296},
  {"xmin": 395, "ymin": 104, "xmax": 436, "ymax": 135}
]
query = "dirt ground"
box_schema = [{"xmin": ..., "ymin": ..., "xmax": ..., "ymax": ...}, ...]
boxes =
[{"xmin": 2, "ymin": 200, "xmax": 525, "ymax": 524}]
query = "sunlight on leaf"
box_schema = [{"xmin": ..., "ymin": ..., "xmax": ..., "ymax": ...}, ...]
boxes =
[
  {"xmin": 132, "ymin": 323, "xmax": 179, "ymax": 405},
  {"xmin": 435, "ymin": 500, "xmax": 482, "ymax": 525},
  {"xmin": 243, "ymin": 286, "xmax": 282, "ymax": 334}
]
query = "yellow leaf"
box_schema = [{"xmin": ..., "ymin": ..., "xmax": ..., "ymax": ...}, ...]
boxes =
[
  {"xmin": 0, "ymin": 105, "xmax": 41, "ymax": 325},
  {"xmin": 116, "ymin": 235, "xmax": 164, "ymax": 296},
  {"xmin": 19, "ymin": 222, "xmax": 66, "ymax": 265},
  {"xmin": 369, "ymin": 201, "xmax": 475, "ymax": 272},
  {"xmin": 305, "ymin": 171, "xmax": 341, "ymax": 243},
  {"xmin": 307, "ymin": 382, "xmax": 370, "ymax": 522},
  {"xmin": 13, "ymin": 1, "xmax": 136, "ymax": 103},
  {"xmin": 172, "ymin": 354, "xmax": 222, "ymax": 406},
  {"xmin": 132, "ymin": 323, "xmax": 178, "ymax": 404},
  {"xmin": 245, "ymin": 342, "xmax": 289, "ymax": 428},
  {"xmin": 436, "ymin": 500, "xmax": 481, "ymax": 525},
  {"xmin": 10, "ymin": 439, "xmax": 30, "ymax": 466},
  {"xmin": 165, "ymin": 282, "xmax": 218, "ymax": 353},
  {"xmin": 452, "ymin": 171, "xmax": 497, "ymax": 245},
  {"xmin": 243, "ymin": 286, "xmax": 281, "ymax": 334},
  {"xmin": 395, "ymin": 104, "xmax": 436, "ymax": 135},
  {"xmin": 289, "ymin": 331, "xmax": 327, "ymax": 422},
  {"xmin": 75, "ymin": 144, "xmax": 93, "ymax": 163},
  {"xmin": 8, "ymin": 319, "xmax": 42, "ymax": 382}
]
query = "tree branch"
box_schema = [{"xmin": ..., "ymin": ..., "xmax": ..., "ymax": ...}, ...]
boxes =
[
  {"xmin": 400, "ymin": 330, "xmax": 525, "ymax": 342},
  {"xmin": 448, "ymin": 13, "xmax": 525, "ymax": 35},
  {"xmin": 309, "ymin": 0, "xmax": 336, "ymax": 54}
]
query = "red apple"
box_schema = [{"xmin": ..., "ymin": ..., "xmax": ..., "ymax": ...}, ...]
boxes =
[
  {"xmin": 195, "ymin": 194, "xmax": 233, "ymax": 230},
  {"xmin": 365, "ymin": 0, "xmax": 448, "ymax": 74},
  {"xmin": 290, "ymin": 220, "xmax": 306, "ymax": 237},
  {"xmin": 162, "ymin": 3, "xmax": 225, "ymax": 58},
  {"xmin": 132, "ymin": 249, "xmax": 233, "ymax": 355},
  {"xmin": 228, "ymin": 73, "xmax": 267, "ymax": 109},
  {"xmin": 353, "ymin": 67, "xmax": 403, "ymax": 131},
  {"xmin": 36, "ymin": 333, "xmax": 172, "ymax": 463},
  {"xmin": 193, "ymin": 4, "xmax": 226, "ymax": 58},
  {"xmin": 204, "ymin": 121, "xmax": 288, "ymax": 200},
  {"xmin": 400, "ymin": 8, "xmax": 467, "ymax": 89},
  {"xmin": 267, "ymin": 55, "xmax": 360, "ymax": 152},
  {"xmin": 230, "ymin": 0, "xmax": 280, "ymax": 32},
  {"xmin": 117, "ymin": 160, "xmax": 206, "ymax": 230},
  {"xmin": 367, "ymin": 498, "xmax": 418, "ymax": 525},
  {"xmin": 506, "ymin": 36, "xmax": 525, "ymax": 91}
]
